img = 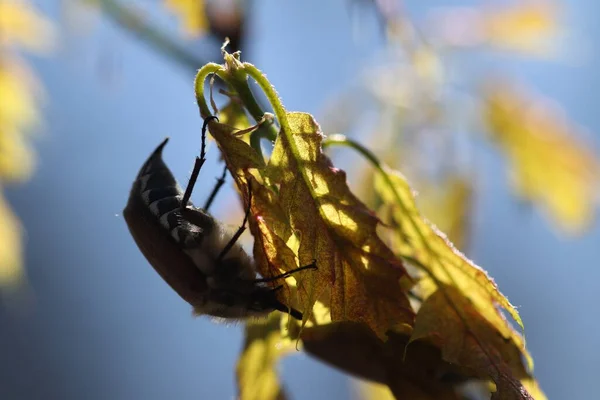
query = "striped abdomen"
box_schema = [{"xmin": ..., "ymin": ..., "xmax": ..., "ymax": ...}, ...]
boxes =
[
  {"xmin": 123, "ymin": 138, "xmax": 212, "ymax": 309},
  {"xmin": 130, "ymin": 138, "xmax": 213, "ymax": 248}
]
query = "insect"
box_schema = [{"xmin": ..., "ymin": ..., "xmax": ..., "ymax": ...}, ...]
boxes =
[{"xmin": 123, "ymin": 116, "xmax": 316, "ymax": 320}]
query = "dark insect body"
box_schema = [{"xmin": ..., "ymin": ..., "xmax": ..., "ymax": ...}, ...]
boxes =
[{"xmin": 124, "ymin": 117, "xmax": 315, "ymax": 320}]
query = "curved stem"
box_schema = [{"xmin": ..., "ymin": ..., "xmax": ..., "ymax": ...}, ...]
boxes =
[
  {"xmin": 194, "ymin": 63, "xmax": 226, "ymax": 118},
  {"xmin": 242, "ymin": 63, "xmax": 291, "ymax": 135}
]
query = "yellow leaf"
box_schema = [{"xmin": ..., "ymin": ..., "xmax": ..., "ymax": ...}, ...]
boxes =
[
  {"xmin": 236, "ymin": 314, "xmax": 293, "ymax": 400},
  {"xmin": 0, "ymin": 1, "xmax": 55, "ymax": 51},
  {"xmin": 267, "ymin": 112, "xmax": 414, "ymax": 338},
  {"xmin": 373, "ymin": 167, "xmax": 534, "ymax": 372},
  {"xmin": 163, "ymin": 0, "xmax": 208, "ymax": 37},
  {"xmin": 411, "ymin": 286, "xmax": 546, "ymax": 400},
  {"xmin": 429, "ymin": 1, "xmax": 558, "ymax": 55},
  {"xmin": 0, "ymin": 193, "xmax": 24, "ymax": 286},
  {"xmin": 207, "ymin": 111, "xmax": 415, "ymax": 339},
  {"xmin": 0, "ymin": 60, "xmax": 39, "ymax": 181},
  {"xmin": 483, "ymin": 82, "xmax": 599, "ymax": 234},
  {"xmin": 0, "ymin": 1, "xmax": 52, "ymax": 290},
  {"xmin": 484, "ymin": 0, "xmax": 558, "ymax": 55}
]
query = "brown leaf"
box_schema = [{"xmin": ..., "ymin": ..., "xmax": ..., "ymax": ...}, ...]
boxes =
[
  {"xmin": 302, "ymin": 321, "xmax": 474, "ymax": 400},
  {"xmin": 266, "ymin": 112, "xmax": 414, "ymax": 337}
]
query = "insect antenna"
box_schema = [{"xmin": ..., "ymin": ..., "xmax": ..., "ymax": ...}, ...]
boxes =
[
  {"xmin": 181, "ymin": 115, "xmax": 219, "ymax": 208},
  {"xmin": 252, "ymin": 261, "xmax": 318, "ymax": 283}
]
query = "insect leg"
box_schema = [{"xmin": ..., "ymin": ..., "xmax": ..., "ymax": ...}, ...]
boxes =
[
  {"xmin": 217, "ymin": 181, "xmax": 252, "ymax": 261},
  {"xmin": 181, "ymin": 115, "xmax": 219, "ymax": 209},
  {"xmin": 203, "ymin": 165, "xmax": 228, "ymax": 211}
]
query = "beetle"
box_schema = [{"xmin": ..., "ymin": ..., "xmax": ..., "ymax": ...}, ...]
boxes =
[{"xmin": 123, "ymin": 116, "xmax": 315, "ymax": 320}]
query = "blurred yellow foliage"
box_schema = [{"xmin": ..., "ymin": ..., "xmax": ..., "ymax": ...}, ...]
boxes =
[
  {"xmin": 0, "ymin": 193, "xmax": 24, "ymax": 286},
  {"xmin": 163, "ymin": 0, "xmax": 208, "ymax": 37},
  {"xmin": 431, "ymin": 0, "xmax": 558, "ymax": 55},
  {"xmin": 0, "ymin": 1, "xmax": 55, "ymax": 51},
  {"xmin": 0, "ymin": 1, "xmax": 54, "ymax": 287},
  {"xmin": 483, "ymin": 82, "xmax": 599, "ymax": 234},
  {"xmin": 484, "ymin": 0, "xmax": 558, "ymax": 54},
  {"xmin": 0, "ymin": 60, "xmax": 38, "ymax": 181}
]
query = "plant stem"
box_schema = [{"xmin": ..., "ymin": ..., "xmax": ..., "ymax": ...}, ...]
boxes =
[{"xmin": 95, "ymin": 0, "xmax": 207, "ymax": 72}]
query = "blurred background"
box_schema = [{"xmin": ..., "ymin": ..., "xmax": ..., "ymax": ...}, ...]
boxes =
[{"xmin": 1, "ymin": 0, "xmax": 599, "ymax": 399}]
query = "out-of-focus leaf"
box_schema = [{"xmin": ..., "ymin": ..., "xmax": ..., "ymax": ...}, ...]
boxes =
[
  {"xmin": 411, "ymin": 286, "xmax": 542, "ymax": 400},
  {"xmin": 483, "ymin": 82, "xmax": 599, "ymax": 234},
  {"xmin": 484, "ymin": 0, "xmax": 558, "ymax": 55},
  {"xmin": 429, "ymin": 1, "xmax": 558, "ymax": 55},
  {"xmin": 0, "ymin": 194, "xmax": 24, "ymax": 287},
  {"xmin": 0, "ymin": 1, "xmax": 53, "ymax": 289},
  {"xmin": 236, "ymin": 313, "xmax": 293, "ymax": 400},
  {"xmin": 0, "ymin": 1, "xmax": 55, "ymax": 51},
  {"xmin": 373, "ymin": 166, "xmax": 541, "ymax": 397},
  {"xmin": 163, "ymin": 0, "xmax": 208, "ymax": 37},
  {"xmin": 0, "ymin": 60, "xmax": 38, "ymax": 181}
]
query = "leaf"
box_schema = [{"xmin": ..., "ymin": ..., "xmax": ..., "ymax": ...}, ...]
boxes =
[
  {"xmin": 0, "ymin": 1, "xmax": 55, "ymax": 51},
  {"xmin": 375, "ymin": 169, "xmax": 526, "ymax": 341},
  {"xmin": 208, "ymin": 111, "xmax": 414, "ymax": 337},
  {"xmin": 482, "ymin": 82, "xmax": 599, "ymax": 234},
  {"xmin": 372, "ymin": 166, "xmax": 538, "ymax": 389},
  {"xmin": 0, "ymin": 60, "xmax": 38, "ymax": 181},
  {"xmin": 0, "ymin": 1, "xmax": 53, "ymax": 290},
  {"xmin": 411, "ymin": 286, "xmax": 544, "ymax": 400},
  {"xmin": 266, "ymin": 112, "xmax": 414, "ymax": 338},
  {"xmin": 0, "ymin": 193, "xmax": 25, "ymax": 287},
  {"xmin": 236, "ymin": 313, "xmax": 293, "ymax": 400},
  {"xmin": 429, "ymin": 1, "xmax": 558, "ymax": 55},
  {"xmin": 484, "ymin": 1, "xmax": 558, "ymax": 55},
  {"xmin": 163, "ymin": 0, "xmax": 208, "ymax": 37}
]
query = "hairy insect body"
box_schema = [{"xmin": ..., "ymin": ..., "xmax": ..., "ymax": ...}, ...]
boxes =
[{"xmin": 124, "ymin": 138, "xmax": 303, "ymax": 320}]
